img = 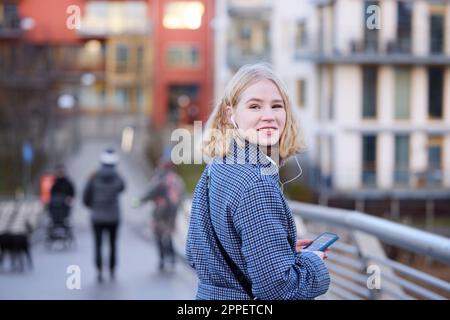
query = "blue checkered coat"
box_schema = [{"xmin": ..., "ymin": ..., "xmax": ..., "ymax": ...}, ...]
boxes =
[{"xmin": 186, "ymin": 139, "xmax": 330, "ymax": 300}]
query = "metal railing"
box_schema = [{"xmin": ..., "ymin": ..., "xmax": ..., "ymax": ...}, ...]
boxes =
[
  {"xmin": 177, "ymin": 198, "xmax": 450, "ymax": 300},
  {"xmin": 290, "ymin": 201, "xmax": 450, "ymax": 300}
]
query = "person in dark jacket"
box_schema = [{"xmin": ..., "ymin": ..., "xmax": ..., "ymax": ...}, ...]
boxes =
[
  {"xmin": 134, "ymin": 153, "xmax": 185, "ymax": 271},
  {"xmin": 83, "ymin": 148, "xmax": 125, "ymax": 283},
  {"xmin": 49, "ymin": 165, "xmax": 75, "ymax": 225}
]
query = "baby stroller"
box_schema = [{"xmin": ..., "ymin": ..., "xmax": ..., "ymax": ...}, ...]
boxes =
[{"xmin": 45, "ymin": 194, "xmax": 75, "ymax": 250}]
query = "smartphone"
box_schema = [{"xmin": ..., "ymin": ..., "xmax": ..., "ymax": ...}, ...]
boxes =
[{"xmin": 303, "ymin": 232, "xmax": 339, "ymax": 252}]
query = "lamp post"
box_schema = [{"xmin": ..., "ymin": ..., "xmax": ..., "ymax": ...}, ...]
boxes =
[{"xmin": 21, "ymin": 141, "xmax": 33, "ymax": 198}]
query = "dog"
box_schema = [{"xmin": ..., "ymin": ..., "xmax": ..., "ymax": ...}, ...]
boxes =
[
  {"xmin": 0, "ymin": 225, "xmax": 33, "ymax": 272},
  {"xmin": 0, "ymin": 201, "xmax": 40, "ymax": 272}
]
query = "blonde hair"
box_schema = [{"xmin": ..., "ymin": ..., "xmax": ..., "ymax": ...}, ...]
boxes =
[{"xmin": 202, "ymin": 63, "xmax": 305, "ymax": 161}]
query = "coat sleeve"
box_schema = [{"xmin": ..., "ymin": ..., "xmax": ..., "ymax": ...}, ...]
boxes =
[{"xmin": 233, "ymin": 179, "xmax": 330, "ymax": 300}]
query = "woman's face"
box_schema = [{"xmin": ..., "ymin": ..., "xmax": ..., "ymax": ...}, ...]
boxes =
[{"xmin": 228, "ymin": 79, "xmax": 286, "ymax": 147}]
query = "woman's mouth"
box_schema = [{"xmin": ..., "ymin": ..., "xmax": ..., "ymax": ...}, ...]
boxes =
[{"xmin": 257, "ymin": 127, "xmax": 278, "ymax": 135}]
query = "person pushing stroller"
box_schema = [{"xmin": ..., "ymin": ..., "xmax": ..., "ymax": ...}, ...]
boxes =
[{"xmin": 46, "ymin": 165, "xmax": 75, "ymax": 248}]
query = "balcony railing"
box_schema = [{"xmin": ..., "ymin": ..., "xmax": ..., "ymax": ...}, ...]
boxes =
[
  {"xmin": 227, "ymin": 46, "xmax": 271, "ymax": 68},
  {"xmin": 295, "ymin": 35, "xmax": 450, "ymax": 65},
  {"xmin": 308, "ymin": 166, "xmax": 449, "ymax": 195},
  {"xmin": 0, "ymin": 16, "xmax": 22, "ymax": 38}
]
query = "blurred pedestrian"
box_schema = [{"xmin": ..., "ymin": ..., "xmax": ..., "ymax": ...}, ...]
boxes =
[
  {"xmin": 49, "ymin": 164, "xmax": 75, "ymax": 226},
  {"xmin": 83, "ymin": 148, "xmax": 125, "ymax": 283},
  {"xmin": 133, "ymin": 148, "xmax": 185, "ymax": 271}
]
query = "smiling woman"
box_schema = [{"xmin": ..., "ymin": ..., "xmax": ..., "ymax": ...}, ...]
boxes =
[
  {"xmin": 202, "ymin": 63, "xmax": 305, "ymax": 164},
  {"xmin": 186, "ymin": 63, "xmax": 331, "ymax": 300},
  {"xmin": 226, "ymin": 79, "xmax": 286, "ymax": 149}
]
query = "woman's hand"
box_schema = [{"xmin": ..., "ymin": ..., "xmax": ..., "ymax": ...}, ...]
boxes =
[
  {"xmin": 296, "ymin": 239, "xmax": 329, "ymax": 260},
  {"xmin": 296, "ymin": 239, "xmax": 312, "ymax": 252},
  {"xmin": 311, "ymin": 251, "xmax": 328, "ymax": 260}
]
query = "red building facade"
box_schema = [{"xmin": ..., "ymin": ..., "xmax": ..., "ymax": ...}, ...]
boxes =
[
  {"xmin": 150, "ymin": 0, "xmax": 215, "ymax": 128},
  {"xmin": 11, "ymin": 0, "xmax": 214, "ymax": 128}
]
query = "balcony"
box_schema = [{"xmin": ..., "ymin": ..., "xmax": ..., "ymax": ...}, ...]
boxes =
[
  {"xmin": 0, "ymin": 44, "xmax": 59, "ymax": 88},
  {"xmin": 227, "ymin": 0, "xmax": 272, "ymax": 18},
  {"xmin": 295, "ymin": 35, "xmax": 450, "ymax": 66},
  {"xmin": 227, "ymin": 46, "xmax": 271, "ymax": 69},
  {"xmin": 0, "ymin": 15, "xmax": 22, "ymax": 39}
]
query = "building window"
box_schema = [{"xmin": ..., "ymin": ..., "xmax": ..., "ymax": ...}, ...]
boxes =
[
  {"xmin": 362, "ymin": 66, "xmax": 377, "ymax": 119},
  {"xmin": 1, "ymin": 3, "xmax": 20, "ymax": 28},
  {"xmin": 317, "ymin": 135, "xmax": 333, "ymax": 189},
  {"xmin": 428, "ymin": 67, "xmax": 444, "ymax": 119},
  {"xmin": 397, "ymin": 1, "xmax": 412, "ymax": 53},
  {"xmin": 427, "ymin": 136, "xmax": 443, "ymax": 186},
  {"xmin": 318, "ymin": 66, "xmax": 334, "ymax": 120},
  {"xmin": 228, "ymin": 17, "xmax": 270, "ymax": 65},
  {"xmin": 115, "ymin": 44, "xmax": 129, "ymax": 73},
  {"xmin": 167, "ymin": 46, "xmax": 200, "ymax": 68},
  {"xmin": 395, "ymin": 67, "xmax": 411, "ymax": 120},
  {"xmin": 115, "ymin": 87, "xmax": 130, "ymax": 112},
  {"xmin": 394, "ymin": 135, "xmax": 410, "ymax": 186},
  {"xmin": 168, "ymin": 84, "xmax": 200, "ymax": 125},
  {"xmin": 163, "ymin": 1, "xmax": 204, "ymax": 30},
  {"xmin": 430, "ymin": 4, "xmax": 445, "ymax": 54},
  {"xmin": 294, "ymin": 21, "xmax": 307, "ymax": 55},
  {"xmin": 81, "ymin": 1, "xmax": 148, "ymax": 35},
  {"xmin": 136, "ymin": 86, "xmax": 145, "ymax": 113},
  {"xmin": 79, "ymin": 40, "xmax": 104, "ymax": 70},
  {"xmin": 80, "ymin": 83, "xmax": 104, "ymax": 110},
  {"xmin": 137, "ymin": 45, "xmax": 144, "ymax": 70},
  {"xmin": 297, "ymin": 79, "xmax": 306, "ymax": 108},
  {"xmin": 362, "ymin": 135, "xmax": 377, "ymax": 187}
]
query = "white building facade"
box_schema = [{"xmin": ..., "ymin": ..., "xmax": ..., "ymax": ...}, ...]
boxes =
[{"xmin": 214, "ymin": 0, "xmax": 450, "ymax": 197}]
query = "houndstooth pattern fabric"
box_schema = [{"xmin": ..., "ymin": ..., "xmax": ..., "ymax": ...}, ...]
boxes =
[{"xmin": 186, "ymin": 139, "xmax": 330, "ymax": 300}]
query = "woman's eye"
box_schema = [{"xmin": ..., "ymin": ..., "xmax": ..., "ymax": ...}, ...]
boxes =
[
  {"xmin": 272, "ymin": 104, "xmax": 284, "ymax": 109},
  {"xmin": 249, "ymin": 104, "xmax": 260, "ymax": 109}
]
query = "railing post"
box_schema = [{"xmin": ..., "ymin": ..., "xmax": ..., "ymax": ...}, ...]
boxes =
[
  {"xmin": 426, "ymin": 199, "xmax": 435, "ymax": 232},
  {"xmin": 390, "ymin": 198, "xmax": 400, "ymax": 221},
  {"xmin": 355, "ymin": 198, "xmax": 365, "ymax": 213}
]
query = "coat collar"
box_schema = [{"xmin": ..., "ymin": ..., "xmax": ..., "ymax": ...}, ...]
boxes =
[{"xmin": 217, "ymin": 138, "xmax": 280, "ymax": 176}]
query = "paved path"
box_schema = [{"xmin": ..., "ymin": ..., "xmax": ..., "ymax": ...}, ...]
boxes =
[{"xmin": 0, "ymin": 139, "xmax": 198, "ymax": 299}]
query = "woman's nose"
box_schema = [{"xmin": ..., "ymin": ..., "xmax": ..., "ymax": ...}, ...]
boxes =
[{"xmin": 260, "ymin": 106, "xmax": 276, "ymax": 121}]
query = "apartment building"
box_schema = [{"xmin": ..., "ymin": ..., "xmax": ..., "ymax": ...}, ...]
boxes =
[
  {"xmin": 215, "ymin": 0, "xmax": 450, "ymax": 202},
  {"xmin": 296, "ymin": 0, "xmax": 450, "ymax": 198}
]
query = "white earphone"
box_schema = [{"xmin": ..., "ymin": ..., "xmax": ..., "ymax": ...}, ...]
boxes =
[
  {"xmin": 231, "ymin": 115, "xmax": 238, "ymax": 128},
  {"xmin": 279, "ymin": 155, "xmax": 303, "ymax": 193}
]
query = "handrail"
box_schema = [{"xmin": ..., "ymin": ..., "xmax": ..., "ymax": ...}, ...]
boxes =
[
  {"xmin": 175, "ymin": 198, "xmax": 450, "ymax": 299},
  {"xmin": 289, "ymin": 201, "xmax": 450, "ymax": 265}
]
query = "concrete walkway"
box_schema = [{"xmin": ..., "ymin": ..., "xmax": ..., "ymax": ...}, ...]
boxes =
[{"xmin": 0, "ymin": 139, "xmax": 198, "ymax": 299}]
